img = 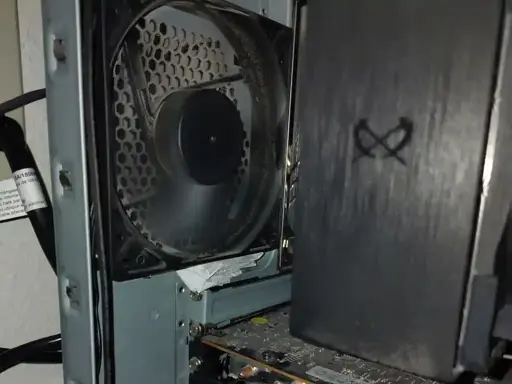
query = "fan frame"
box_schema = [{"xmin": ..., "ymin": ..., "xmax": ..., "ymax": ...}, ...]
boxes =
[{"xmin": 96, "ymin": 0, "xmax": 293, "ymax": 281}]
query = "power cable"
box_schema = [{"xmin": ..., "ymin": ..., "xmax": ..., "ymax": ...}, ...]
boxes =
[
  {"xmin": 0, "ymin": 89, "xmax": 46, "ymax": 115},
  {"xmin": 0, "ymin": 335, "xmax": 61, "ymax": 373},
  {"xmin": 0, "ymin": 89, "xmax": 64, "ymax": 369}
]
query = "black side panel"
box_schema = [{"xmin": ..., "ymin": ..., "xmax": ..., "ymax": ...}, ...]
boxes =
[
  {"xmin": 291, "ymin": 0, "xmax": 501, "ymax": 381},
  {"xmin": 459, "ymin": 275, "xmax": 498, "ymax": 372}
]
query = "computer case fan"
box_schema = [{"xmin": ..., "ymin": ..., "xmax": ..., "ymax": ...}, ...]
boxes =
[{"xmin": 92, "ymin": 0, "xmax": 293, "ymax": 280}]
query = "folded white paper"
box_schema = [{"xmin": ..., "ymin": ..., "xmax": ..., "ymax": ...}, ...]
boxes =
[{"xmin": 177, "ymin": 253, "xmax": 264, "ymax": 293}]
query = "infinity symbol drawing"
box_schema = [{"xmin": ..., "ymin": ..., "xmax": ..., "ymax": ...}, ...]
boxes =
[{"xmin": 353, "ymin": 117, "xmax": 413, "ymax": 166}]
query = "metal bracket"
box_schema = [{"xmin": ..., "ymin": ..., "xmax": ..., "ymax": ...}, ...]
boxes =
[
  {"xmin": 42, "ymin": 0, "xmax": 97, "ymax": 383},
  {"xmin": 225, "ymin": 0, "xmax": 294, "ymax": 27},
  {"xmin": 187, "ymin": 274, "xmax": 291, "ymax": 326},
  {"xmin": 113, "ymin": 272, "xmax": 190, "ymax": 384}
]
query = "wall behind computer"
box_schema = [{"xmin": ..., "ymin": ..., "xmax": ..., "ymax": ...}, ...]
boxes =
[{"xmin": 0, "ymin": 0, "xmax": 61, "ymax": 383}]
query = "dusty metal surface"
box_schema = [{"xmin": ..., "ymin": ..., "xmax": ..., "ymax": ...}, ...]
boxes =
[
  {"xmin": 202, "ymin": 307, "xmax": 498, "ymax": 384},
  {"xmin": 291, "ymin": 0, "xmax": 504, "ymax": 380},
  {"xmin": 112, "ymin": 6, "xmax": 245, "ymax": 252}
]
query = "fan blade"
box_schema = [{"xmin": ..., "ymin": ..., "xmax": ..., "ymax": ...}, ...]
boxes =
[
  {"xmin": 146, "ymin": 178, "xmax": 238, "ymax": 252},
  {"xmin": 188, "ymin": 72, "xmax": 244, "ymax": 90}
]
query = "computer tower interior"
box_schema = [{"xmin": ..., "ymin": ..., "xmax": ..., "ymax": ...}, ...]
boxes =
[{"xmin": 40, "ymin": 0, "xmax": 512, "ymax": 383}]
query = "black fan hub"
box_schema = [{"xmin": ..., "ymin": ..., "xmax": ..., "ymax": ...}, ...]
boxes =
[
  {"xmin": 154, "ymin": 89, "xmax": 244, "ymax": 186},
  {"xmin": 179, "ymin": 90, "xmax": 244, "ymax": 185}
]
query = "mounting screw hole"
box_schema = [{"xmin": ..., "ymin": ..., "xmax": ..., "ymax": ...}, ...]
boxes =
[
  {"xmin": 53, "ymin": 38, "xmax": 66, "ymax": 61},
  {"xmin": 59, "ymin": 170, "xmax": 72, "ymax": 190}
]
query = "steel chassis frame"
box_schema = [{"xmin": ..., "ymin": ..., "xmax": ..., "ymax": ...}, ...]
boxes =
[{"xmin": 41, "ymin": 1, "xmax": 294, "ymax": 383}]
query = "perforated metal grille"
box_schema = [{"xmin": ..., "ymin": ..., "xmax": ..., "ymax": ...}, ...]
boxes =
[
  {"xmin": 138, "ymin": 19, "xmax": 234, "ymax": 102},
  {"xmin": 112, "ymin": 7, "xmax": 252, "ymax": 252}
]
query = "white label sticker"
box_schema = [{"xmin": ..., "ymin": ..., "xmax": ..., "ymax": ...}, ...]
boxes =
[
  {"xmin": 306, "ymin": 366, "xmax": 367, "ymax": 384},
  {"xmin": 0, "ymin": 178, "xmax": 27, "ymax": 222},
  {"xmin": 13, "ymin": 168, "xmax": 48, "ymax": 212}
]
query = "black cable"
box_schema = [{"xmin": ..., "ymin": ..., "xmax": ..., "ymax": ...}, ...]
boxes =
[
  {"xmin": 0, "ymin": 116, "xmax": 57, "ymax": 273},
  {"xmin": 0, "ymin": 94, "xmax": 103, "ymax": 372},
  {"xmin": 0, "ymin": 89, "xmax": 63, "ymax": 368},
  {"xmin": 0, "ymin": 335, "xmax": 61, "ymax": 374},
  {"xmin": 0, "ymin": 89, "xmax": 46, "ymax": 115},
  {"xmin": 0, "ymin": 345, "xmax": 62, "ymax": 365},
  {"xmin": 0, "ymin": 87, "xmax": 104, "ymax": 372},
  {"xmin": 92, "ymin": 0, "xmax": 116, "ymax": 381},
  {"xmin": 90, "ymin": 206, "xmax": 103, "ymax": 379}
]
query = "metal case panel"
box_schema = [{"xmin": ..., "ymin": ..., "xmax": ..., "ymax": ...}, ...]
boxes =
[
  {"xmin": 42, "ymin": 0, "xmax": 98, "ymax": 382},
  {"xmin": 114, "ymin": 273, "xmax": 190, "ymax": 384},
  {"xmin": 226, "ymin": 0, "xmax": 293, "ymax": 27},
  {"xmin": 291, "ymin": 0, "xmax": 502, "ymax": 381},
  {"xmin": 187, "ymin": 273, "xmax": 291, "ymax": 326},
  {"xmin": 42, "ymin": 0, "xmax": 294, "ymax": 382},
  {"xmin": 458, "ymin": 2, "xmax": 512, "ymax": 370},
  {"xmin": 113, "ymin": 272, "xmax": 291, "ymax": 384}
]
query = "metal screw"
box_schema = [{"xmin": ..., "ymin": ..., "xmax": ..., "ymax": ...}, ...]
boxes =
[
  {"xmin": 190, "ymin": 291, "xmax": 203, "ymax": 301},
  {"xmin": 178, "ymin": 286, "xmax": 186, "ymax": 293},
  {"xmin": 189, "ymin": 357, "xmax": 203, "ymax": 374},
  {"xmin": 189, "ymin": 323, "xmax": 203, "ymax": 338},
  {"xmin": 53, "ymin": 38, "xmax": 66, "ymax": 61}
]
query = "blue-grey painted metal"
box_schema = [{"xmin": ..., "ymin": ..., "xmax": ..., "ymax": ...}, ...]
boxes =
[
  {"xmin": 42, "ymin": 0, "xmax": 97, "ymax": 383},
  {"xmin": 113, "ymin": 269, "xmax": 290, "ymax": 384},
  {"xmin": 187, "ymin": 274, "xmax": 291, "ymax": 326},
  {"xmin": 114, "ymin": 273, "xmax": 190, "ymax": 384},
  {"xmin": 226, "ymin": 0, "xmax": 294, "ymax": 27},
  {"xmin": 230, "ymin": 250, "xmax": 281, "ymax": 284},
  {"xmin": 41, "ymin": 0, "xmax": 293, "ymax": 383}
]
